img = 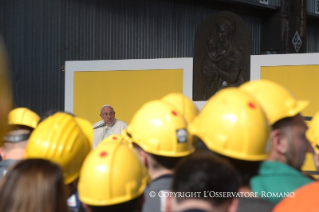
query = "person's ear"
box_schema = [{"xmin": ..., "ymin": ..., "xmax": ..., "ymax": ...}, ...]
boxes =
[
  {"xmin": 227, "ymin": 198, "xmax": 239, "ymax": 212},
  {"xmin": 306, "ymin": 139, "xmax": 313, "ymax": 153},
  {"xmin": 82, "ymin": 203, "xmax": 92, "ymax": 212},
  {"xmin": 133, "ymin": 147, "xmax": 148, "ymax": 167},
  {"xmin": 270, "ymin": 129, "xmax": 288, "ymax": 154},
  {"xmin": 100, "ymin": 114, "xmax": 103, "ymax": 119},
  {"xmin": 139, "ymin": 150, "xmax": 149, "ymax": 168},
  {"xmin": 0, "ymin": 147, "xmax": 5, "ymax": 160}
]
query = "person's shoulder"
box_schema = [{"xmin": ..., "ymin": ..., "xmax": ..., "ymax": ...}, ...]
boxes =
[
  {"xmin": 92, "ymin": 120, "xmax": 105, "ymax": 129},
  {"xmin": 0, "ymin": 159, "xmax": 19, "ymax": 168},
  {"xmin": 238, "ymin": 197, "xmax": 275, "ymax": 212},
  {"xmin": 115, "ymin": 119, "xmax": 128, "ymax": 127},
  {"xmin": 0, "ymin": 160, "xmax": 20, "ymax": 177}
]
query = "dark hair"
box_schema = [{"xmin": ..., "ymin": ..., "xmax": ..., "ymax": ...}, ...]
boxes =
[
  {"xmin": 194, "ymin": 139, "xmax": 210, "ymax": 151},
  {"xmin": 272, "ymin": 116, "xmax": 294, "ymax": 131},
  {"xmin": 215, "ymin": 153, "xmax": 261, "ymax": 186},
  {"xmin": 206, "ymin": 35, "xmax": 218, "ymax": 47},
  {"xmin": 38, "ymin": 109, "xmax": 59, "ymax": 123},
  {"xmin": 132, "ymin": 143, "xmax": 184, "ymax": 170},
  {"xmin": 148, "ymin": 153, "xmax": 184, "ymax": 170},
  {"xmin": 217, "ymin": 16, "xmax": 236, "ymax": 36},
  {"xmin": 88, "ymin": 195, "xmax": 142, "ymax": 212},
  {"xmin": 194, "ymin": 139, "xmax": 261, "ymax": 186},
  {"xmin": 172, "ymin": 151, "xmax": 239, "ymax": 206},
  {"xmin": 7, "ymin": 124, "xmax": 34, "ymax": 132},
  {"xmin": 0, "ymin": 158, "xmax": 68, "ymax": 212},
  {"xmin": 39, "ymin": 109, "xmax": 75, "ymax": 123}
]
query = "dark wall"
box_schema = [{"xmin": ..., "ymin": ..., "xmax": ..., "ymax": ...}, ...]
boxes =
[
  {"xmin": 0, "ymin": 0, "xmax": 269, "ymax": 116},
  {"xmin": 307, "ymin": 17, "xmax": 319, "ymax": 52}
]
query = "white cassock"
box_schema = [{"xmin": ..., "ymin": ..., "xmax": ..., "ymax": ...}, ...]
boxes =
[{"xmin": 92, "ymin": 119, "xmax": 128, "ymax": 148}]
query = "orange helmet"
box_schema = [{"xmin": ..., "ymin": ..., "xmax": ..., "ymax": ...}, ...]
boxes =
[{"xmin": 272, "ymin": 182, "xmax": 319, "ymax": 212}]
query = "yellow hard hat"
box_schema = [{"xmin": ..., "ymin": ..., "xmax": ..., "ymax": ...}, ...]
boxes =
[
  {"xmin": 306, "ymin": 111, "xmax": 319, "ymax": 154},
  {"xmin": 24, "ymin": 112, "xmax": 91, "ymax": 184},
  {"xmin": 78, "ymin": 134, "xmax": 148, "ymax": 206},
  {"xmin": 240, "ymin": 80, "xmax": 308, "ymax": 125},
  {"xmin": 188, "ymin": 88, "xmax": 270, "ymax": 161},
  {"xmin": 0, "ymin": 36, "xmax": 13, "ymax": 141},
  {"xmin": 161, "ymin": 93, "xmax": 199, "ymax": 124},
  {"xmin": 8, "ymin": 107, "xmax": 40, "ymax": 128},
  {"xmin": 75, "ymin": 116, "xmax": 93, "ymax": 147},
  {"xmin": 122, "ymin": 100, "xmax": 194, "ymax": 157}
]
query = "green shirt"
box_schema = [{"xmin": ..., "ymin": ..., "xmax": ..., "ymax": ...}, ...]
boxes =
[{"xmin": 250, "ymin": 161, "xmax": 313, "ymax": 204}]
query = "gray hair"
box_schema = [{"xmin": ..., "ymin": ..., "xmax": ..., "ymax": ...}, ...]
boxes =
[{"xmin": 100, "ymin": 105, "xmax": 114, "ymax": 113}]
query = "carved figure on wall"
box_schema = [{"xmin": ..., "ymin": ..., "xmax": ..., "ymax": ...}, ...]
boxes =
[
  {"xmin": 202, "ymin": 35, "xmax": 223, "ymax": 97},
  {"xmin": 193, "ymin": 11, "xmax": 251, "ymax": 100}
]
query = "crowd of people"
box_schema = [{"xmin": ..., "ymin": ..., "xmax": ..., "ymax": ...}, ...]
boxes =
[{"xmin": 0, "ymin": 38, "xmax": 318, "ymax": 212}]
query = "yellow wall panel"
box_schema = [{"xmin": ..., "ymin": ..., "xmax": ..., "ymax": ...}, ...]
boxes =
[
  {"xmin": 73, "ymin": 69, "xmax": 183, "ymax": 125},
  {"xmin": 261, "ymin": 65, "xmax": 319, "ymax": 117}
]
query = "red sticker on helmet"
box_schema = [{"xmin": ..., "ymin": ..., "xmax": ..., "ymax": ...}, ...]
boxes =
[
  {"xmin": 172, "ymin": 111, "xmax": 178, "ymax": 116},
  {"xmin": 248, "ymin": 102, "xmax": 255, "ymax": 109},
  {"xmin": 112, "ymin": 136, "xmax": 118, "ymax": 140},
  {"xmin": 100, "ymin": 151, "xmax": 107, "ymax": 157}
]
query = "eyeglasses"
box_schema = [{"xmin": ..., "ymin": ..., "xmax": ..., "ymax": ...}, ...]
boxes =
[{"xmin": 101, "ymin": 112, "xmax": 115, "ymax": 117}]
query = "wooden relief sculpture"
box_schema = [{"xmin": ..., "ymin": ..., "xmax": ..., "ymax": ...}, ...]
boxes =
[{"xmin": 193, "ymin": 11, "xmax": 252, "ymax": 100}]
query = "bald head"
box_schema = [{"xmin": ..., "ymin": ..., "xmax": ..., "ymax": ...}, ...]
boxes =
[
  {"xmin": 100, "ymin": 105, "xmax": 114, "ymax": 113},
  {"xmin": 100, "ymin": 105, "xmax": 116, "ymax": 125}
]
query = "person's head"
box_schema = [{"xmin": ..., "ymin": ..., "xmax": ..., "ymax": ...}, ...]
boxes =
[
  {"xmin": 38, "ymin": 109, "xmax": 59, "ymax": 123},
  {"xmin": 207, "ymin": 35, "xmax": 218, "ymax": 51},
  {"xmin": 270, "ymin": 114, "xmax": 309, "ymax": 171},
  {"xmin": 132, "ymin": 142, "xmax": 184, "ymax": 173},
  {"xmin": 188, "ymin": 88, "xmax": 270, "ymax": 185},
  {"xmin": 194, "ymin": 140, "xmax": 262, "ymax": 187},
  {"xmin": 215, "ymin": 148, "xmax": 262, "ymax": 187},
  {"xmin": 100, "ymin": 105, "xmax": 115, "ymax": 125},
  {"xmin": 0, "ymin": 36, "xmax": 13, "ymax": 141},
  {"xmin": 122, "ymin": 100, "xmax": 194, "ymax": 176},
  {"xmin": 0, "ymin": 107, "xmax": 38, "ymax": 160},
  {"xmin": 172, "ymin": 151, "xmax": 239, "ymax": 212},
  {"xmin": 240, "ymin": 80, "xmax": 310, "ymax": 170},
  {"xmin": 24, "ymin": 112, "xmax": 92, "ymax": 197},
  {"xmin": 0, "ymin": 129, "xmax": 30, "ymax": 160},
  {"xmin": 78, "ymin": 135, "xmax": 148, "ymax": 212},
  {"xmin": 217, "ymin": 16, "xmax": 236, "ymax": 43},
  {"xmin": 0, "ymin": 158, "xmax": 68, "ymax": 212}
]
